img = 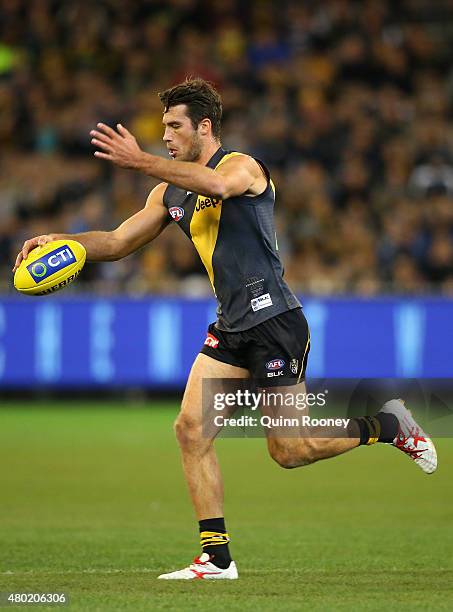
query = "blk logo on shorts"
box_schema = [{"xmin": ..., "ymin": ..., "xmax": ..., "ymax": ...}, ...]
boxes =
[
  {"xmin": 204, "ymin": 333, "xmax": 219, "ymax": 348},
  {"xmin": 169, "ymin": 206, "xmax": 184, "ymax": 222}
]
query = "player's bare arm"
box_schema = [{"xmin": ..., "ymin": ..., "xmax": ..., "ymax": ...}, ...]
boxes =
[
  {"xmin": 12, "ymin": 183, "xmax": 168, "ymax": 272},
  {"xmin": 90, "ymin": 123, "xmax": 266, "ymax": 198}
]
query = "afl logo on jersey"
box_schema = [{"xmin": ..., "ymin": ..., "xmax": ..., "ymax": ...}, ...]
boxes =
[
  {"xmin": 169, "ymin": 206, "xmax": 185, "ymax": 222},
  {"xmin": 266, "ymin": 359, "xmax": 285, "ymax": 371}
]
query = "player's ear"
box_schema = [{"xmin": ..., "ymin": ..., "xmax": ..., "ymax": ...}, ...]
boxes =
[{"xmin": 198, "ymin": 118, "xmax": 211, "ymax": 136}]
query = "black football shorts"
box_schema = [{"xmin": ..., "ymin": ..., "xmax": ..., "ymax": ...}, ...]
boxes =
[{"xmin": 200, "ymin": 308, "xmax": 310, "ymax": 386}]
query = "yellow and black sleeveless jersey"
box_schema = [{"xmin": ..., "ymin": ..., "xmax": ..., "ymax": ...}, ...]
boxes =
[{"xmin": 163, "ymin": 147, "xmax": 300, "ymax": 332}]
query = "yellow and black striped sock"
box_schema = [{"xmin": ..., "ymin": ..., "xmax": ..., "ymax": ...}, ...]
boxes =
[
  {"xmin": 353, "ymin": 413, "xmax": 399, "ymax": 445},
  {"xmin": 354, "ymin": 416, "xmax": 381, "ymax": 445},
  {"xmin": 199, "ymin": 517, "xmax": 231, "ymax": 569}
]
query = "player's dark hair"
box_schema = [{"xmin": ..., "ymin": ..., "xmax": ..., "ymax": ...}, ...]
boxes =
[{"xmin": 159, "ymin": 78, "xmax": 222, "ymax": 139}]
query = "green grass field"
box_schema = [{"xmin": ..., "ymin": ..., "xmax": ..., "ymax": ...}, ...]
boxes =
[{"xmin": 0, "ymin": 402, "xmax": 452, "ymax": 611}]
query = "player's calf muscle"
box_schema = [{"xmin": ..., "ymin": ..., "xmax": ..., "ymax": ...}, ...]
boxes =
[{"xmin": 268, "ymin": 437, "xmax": 316, "ymax": 469}]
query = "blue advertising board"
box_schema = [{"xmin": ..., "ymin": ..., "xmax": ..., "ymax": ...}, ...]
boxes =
[{"xmin": 0, "ymin": 297, "xmax": 451, "ymax": 388}]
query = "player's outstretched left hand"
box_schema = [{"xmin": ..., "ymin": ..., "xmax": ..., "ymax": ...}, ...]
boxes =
[{"xmin": 90, "ymin": 123, "xmax": 144, "ymax": 169}]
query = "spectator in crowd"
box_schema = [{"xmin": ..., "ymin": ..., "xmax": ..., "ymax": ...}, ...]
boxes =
[{"xmin": 1, "ymin": 0, "xmax": 452, "ymax": 295}]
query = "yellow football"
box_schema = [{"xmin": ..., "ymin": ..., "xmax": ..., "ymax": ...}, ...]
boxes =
[{"xmin": 14, "ymin": 239, "xmax": 86, "ymax": 296}]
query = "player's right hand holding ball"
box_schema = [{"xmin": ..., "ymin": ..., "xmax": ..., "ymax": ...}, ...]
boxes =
[
  {"xmin": 12, "ymin": 235, "xmax": 56, "ymax": 273},
  {"xmin": 12, "ymin": 235, "xmax": 86, "ymax": 296}
]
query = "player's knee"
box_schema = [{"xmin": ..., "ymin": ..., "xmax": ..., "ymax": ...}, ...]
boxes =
[
  {"xmin": 270, "ymin": 448, "xmax": 298, "ymax": 469},
  {"xmin": 174, "ymin": 413, "xmax": 202, "ymax": 449},
  {"xmin": 268, "ymin": 438, "xmax": 316, "ymax": 469},
  {"xmin": 267, "ymin": 439, "xmax": 298, "ymax": 469}
]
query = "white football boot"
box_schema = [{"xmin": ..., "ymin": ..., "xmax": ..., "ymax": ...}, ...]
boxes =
[
  {"xmin": 379, "ymin": 399, "xmax": 437, "ymax": 474},
  {"xmin": 158, "ymin": 553, "xmax": 238, "ymax": 580}
]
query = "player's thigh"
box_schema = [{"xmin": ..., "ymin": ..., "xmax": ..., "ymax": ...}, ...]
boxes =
[{"xmin": 177, "ymin": 353, "xmax": 249, "ymax": 440}]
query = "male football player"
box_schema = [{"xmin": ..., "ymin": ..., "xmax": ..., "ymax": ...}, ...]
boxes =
[{"xmin": 14, "ymin": 79, "xmax": 437, "ymax": 580}]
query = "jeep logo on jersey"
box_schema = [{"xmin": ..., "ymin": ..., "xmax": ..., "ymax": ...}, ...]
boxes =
[
  {"xmin": 266, "ymin": 359, "xmax": 285, "ymax": 371},
  {"xmin": 169, "ymin": 206, "xmax": 184, "ymax": 222},
  {"xmin": 195, "ymin": 196, "xmax": 221, "ymax": 212}
]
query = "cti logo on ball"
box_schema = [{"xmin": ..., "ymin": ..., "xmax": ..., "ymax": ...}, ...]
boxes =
[{"xmin": 27, "ymin": 246, "xmax": 75, "ymax": 284}]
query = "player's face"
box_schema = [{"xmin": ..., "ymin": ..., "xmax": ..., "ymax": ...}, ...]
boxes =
[{"xmin": 162, "ymin": 104, "xmax": 203, "ymax": 162}]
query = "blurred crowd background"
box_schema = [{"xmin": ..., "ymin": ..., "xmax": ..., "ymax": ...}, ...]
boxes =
[{"xmin": 1, "ymin": 0, "xmax": 453, "ymax": 296}]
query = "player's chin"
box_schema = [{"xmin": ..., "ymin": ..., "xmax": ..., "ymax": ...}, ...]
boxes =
[{"xmin": 169, "ymin": 150, "xmax": 186, "ymax": 161}]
